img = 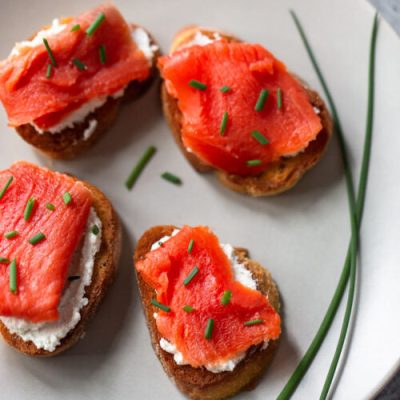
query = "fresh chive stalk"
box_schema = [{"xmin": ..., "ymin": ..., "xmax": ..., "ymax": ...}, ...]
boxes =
[
  {"xmin": 220, "ymin": 111, "xmax": 228, "ymax": 135},
  {"xmin": 220, "ymin": 85, "xmax": 231, "ymax": 93},
  {"xmin": 151, "ymin": 298, "xmax": 171, "ymax": 312},
  {"xmin": 86, "ymin": 12, "xmax": 106, "ymax": 36},
  {"xmin": 4, "ymin": 230, "xmax": 18, "ymax": 239},
  {"xmin": 161, "ymin": 172, "xmax": 182, "ymax": 185},
  {"xmin": 0, "ymin": 176, "xmax": 13, "ymax": 200},
  {"xmin": 28, "ymin": 232, "xmax": 46, "ymax": 245},
  {"xmin": 99, "ymin": 44, "xmax": 106, "ymax": 64},
  {"xmin": 189, "ymin": 80, "xmax": 207, "ymax": 91},
  {"xmin": 46, "ymin": 64, "xmax": 52, "ymax": 79},
  {"xmin": 63, "ymin": 192, "xmax": 72, "ymax": 205},
  {"xmin": 46, "ymin": 203, "xmax": 55, "ymax": 211},
  {"xmin": 43, "ymin": 38, "xmax": 57, "ymax": 67},
  {"xmin": 72, "ymin": 58, "xmax": 87, "ymax": 71},
  {"xmin": 183, "ymin": 266, "xmax": 199, "ymax": 286},
  {"xmin": 251, "ymin": 130, "xmax": 269, "ymax": 145},
  {"xmin": 246, "ymin": 159, "xmax": 262, "ymax": 166},
  {"xmin": 92, "ymin": 224, "xmax": 100, "ymax": 235},
  {"xmin": 24, "ymin": 198, "xmax": 35, "ymax": 221},
  {"xmin": 183, "ymin": 305, "xmax": 194, "ymax": 313},
  {"xmin": 221, "ymin": 290, "xmax": 232, "ymax": 305},
  {"xmin": 204, "ymin": 318, "xmax": 214, "ymax": 340},
  {"xmin": 244, "ymin": 319, "xmax": 264, "ymax": 326},
  {"xmin": 71, "ymin": 24, "xmax": 80, "ymax": 32},
  {"xmin": 125, "ymin": 146, "xmax": 157, "ymax": 190},
  {"xmin": 187, "ymin": 239, "xmax": 195, "ymax": 254},
  {"xmin": 0, "ymin": 257, "xmax": 10, "ymax": 264},
  {"xmin": 9, "ymin": 259, "xmax": 17, "ymax": 294},
  {"xmin": 255, "ymin": 89, "xmax": 269, "ymax": 111},
  {"xmin": 277, "ymin": 88, "xmax": 283, "ymax": 109}
]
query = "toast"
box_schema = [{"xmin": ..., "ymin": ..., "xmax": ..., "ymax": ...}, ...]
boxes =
[
  {"xmin": 134, "ymin": 225, "xmax": 280, "ymax": 400},
  {"xmin": 0, "ymin": 176, "xmax": 122, "ymax": 356},
  {"xmin": 161, "ymin": 26, "xmax": 333, "ymax": 196},
  {"xmin": 15, "ymin": 24, "xmax": 160, "ymax": 160}
]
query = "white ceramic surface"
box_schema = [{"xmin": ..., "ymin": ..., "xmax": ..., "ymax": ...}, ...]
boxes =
[{"xmin": 0, "ymin": 0, "xmax": 398, "ymax": 399}]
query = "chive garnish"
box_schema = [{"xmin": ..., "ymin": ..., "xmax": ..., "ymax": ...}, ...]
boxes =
[
  {"xmin": 183, "ymin": 266, "xmax": 199, "ymax": 286},
  {"xmin": 189, "ymin": 80, "xmax": 207, "ymax": 91},
  {"xmin": 86, "ymin": 12, "xmax": 106, "ymax": 36},
  {"xmin": 251, "ymin": 130, "xmax": 269, "ymax": 145},
  {"xmin": 63, "ymin": 192, "xmax": 72, "ymax": 205},
  {"xmin": 187, "ymin": 239, "xmax": 195, "ymax": 254},
  {"xmin": 125, "ymin": 146, "xmax": 157, "ymax": 190},
  {"xmin": 158, "ymin": 241, "xmax": 164, "ymax": 247},
  {"xmin": 255, "ymin": 89, "xmax": 269, "ymax": 112},
  {"xmin": 220, "ymin": 111, "xmax": 228, "ymax": 135},
  {"xmin": 72, "ymin": 58, "xmax": 87, "ymax": 71},
  {"xmin": 221, "ymin": 290, "xmax": 232, "ymax": 305},
  {"xmin": 24, "ymin": 198, "xmax": 35, "ymax": 221},
  {"xmin": 28, "ymin": 232, "xmax": 46, "ymax": 245},
  {"xmin": 161, "ymin": 172, "xmax": 182, "ymax": 185},
  {"xmin": 204, "ymin": 318, "xmax": 214, "ymax": 340},
  {"xmin": 46, "ymin": 64, "xmax": 52, "ymax": 79},
  {"xmin": 68, "ymin": 275, "xmax": 80, "ymax": 281},
  {"xmin": 0, "ymin": 176, "xmax": 13, "ymax": 200},
  {"xmin": 91, "ymin": 224, "xmax": 100, "ymax": 235},
  {"xmin": 4, "ymin": 231, "xmax": 18, "ymax": 239},
  {"xmin": 277, "ymin": 88, "xmax": 282, "ymax": 109},
  {"xmin": 0, "ymin": 257, "xmax": 10, "ymax": 264},
  {"xmin": 150, "ymin": 298, "xmax": 171, "ymax": 312},
  {"xmin": 46, "ymin": 203, "xmax": 55, "ymax": 211},
  {"xmin": 244, "ymin": 319, "xmax": 264, "ymax": 326},
  {"xmin": 246, "ymin": 159, "xmax": 262, "ymax": 166},
  {"xmin": 43, "ymin": 38, "xmax": 57, "ymax": 67},
  {"xmin": 9, "ymin": 258, "xmax": 17, "ymax": 294},
  {"xmin": 183, "ymin": 305, "xmax": 194, "ymax": 313},
  {"xmin": 220, "ymin": 85, "xmax": 231, "ymax": 93},
  {"xmin": 99, "ymin": 44, "xmax": 106, "ymax": 64},
  {"xmin": 71, "ymin": 24, "xmax": 80, "ymax": 32}
]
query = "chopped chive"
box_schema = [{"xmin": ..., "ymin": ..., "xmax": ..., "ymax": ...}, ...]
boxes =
[
  {"xmin": 189, "ymin": 79, "xmax": 207, "ymax": 91},
  {"xmin": 255, "ymin": 89, "xmax": 269, "ymax": 112},
  {"xmin": 46, "ymin": 203, "xmax": 55, "ymax": 211},
  {"xmin": 9, "ymin": 259, "xmax": 17, "ymax": 294},
  {"xmin": 0, "ymin": 176, "xmax": 13, "ymax": 200},
  {"xmin": 220, "ymin": 111, "xmax": 228, "ymax": 135},
  {"xmin": 161, "ymin": 172, "xmax": 182, "ymax": 185},
  {"xmin": 220, "ymin": 85, "xmax": 231, "ymax": 93},
  {"xmin": 277, "ymin": 88, "xmax": 282, "ymax": 109},
  {"xmin": 86, "ymin": 12, "xmax": 106, "ymax": 36},
  {"xmin": 221, "ymin": 290, "xmax": 232, "ymax": 305},
  {"xmin": 72, "ymin": 58, "xmax": 87, "ymax": 71},
  {"xmin": 0, "ymin": 257, "xmax": 10, "ymax": 264},
  {"xmin": 150, "ymin": 298, "xmax": 171, "ymax": 312},
  {"xmin": 91, "ymin": 224, "xmax": 100, "ymax": 235},
  {"xmin": 24, "ymin": 198, "xmax": 35, "ymax": 221},
  {"xmin": 71, "ymin": 24, "xmax": 80, "ymax": 32},
  {"xmin": 158, "ymin": 241, "xmax": 164, "ymax": 247},
  {"xmin": 204, "ymin": 318, "xmax": 214, "ymax": 340},
  {"xmin": 68, "ymin": 275, "xmax": 80, "ymax": 281},
  {"xmin": 4, "ymin": 230, "xmax": 18, "ymax": 239},
  {"xmin": 187, "ymin": 239, "xmax": 195, "ymax": 254},
  {"xmin": 63, "ymin": 192, "xmax": 72, "ymax": 205},
  {"xmin": 251, "ymin": 130, "xmax": 269, "ymax": 145},
  {"xmin": 246, "ymin": 159, "xmax": 262, "ymax": 166},
  {"xmin": 46, "ymin": 63, "xmax": 52, "ymax": 79},
  {"xmin": 28, "ymin": 232, "xmax": 46, "ymax": 245},
  {"xmin": 99, "ymin": 44, "xmax": 106, "ymax": 64},
  {"xmin": 183, "ymin": 305, "xmax": 194, "ymax": 313},
  {"xmin": 125, "ymin": 146, "xmax": 157, "ymax": 190},
  {"xmin": 43, "ymin": 38, "xmax": 57, "ymax": 67},
  {"xmin": 183, "ymin": 266, "xmax": 199, "ymax": 286},
  {"xmin": 244, "ymin": 319, "xmax": 264, "ymax": 326}
]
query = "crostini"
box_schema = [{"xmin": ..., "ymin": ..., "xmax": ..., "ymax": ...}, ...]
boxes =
[
  {"xmin": 0, "ymin": 161, "xmax": 121, "ymax": 356},
  {"xmin": 158, "ymin": 27, "xmax": 333, "ymax": 196},
  {"xmin": 134, "ymin": 225, "xmax": 281, "ymax": 399},
  {"xmin": 0, "ymin": 5, "xmax": 159, "ymax": 159}
]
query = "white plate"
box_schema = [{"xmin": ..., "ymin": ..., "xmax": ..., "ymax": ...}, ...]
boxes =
[{"xmin": 0, "ymin": 0, "xmax": 399, "ymax": 399}]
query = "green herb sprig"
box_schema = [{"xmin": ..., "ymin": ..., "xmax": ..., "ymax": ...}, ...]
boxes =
[{"xmin": 125, "ymin": 146, "xmax": 157, "ymax": 190}]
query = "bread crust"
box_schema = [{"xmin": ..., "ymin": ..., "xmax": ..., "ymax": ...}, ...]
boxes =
[
  {"xmin": 160, "ymin": 26, "xmax": 333, "ymax": 196},
  {"xmin": 134, "ymin": 225, "xmax": 281, "ymax": 400},
  {"xmin": 15, "ymin": 24, "xmax": 160, "ymax": 160},
  {"xmin": 0, "ymin": 176, "xmax": 122, "ymax": 356}
]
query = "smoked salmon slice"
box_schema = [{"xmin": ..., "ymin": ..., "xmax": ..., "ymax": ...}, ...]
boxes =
[
  {"xmin": 136, "ymin": 226, "xmax": 281, "ymax": 368},
  {"xmin": 0, "ymin": 4, "xmax": 150, "ymax": 130},
  {"xmin": 158, "ymin": 41, "xmax": 322, "ymax": 176},
  {"xmin": 0, "ymin": 162, "xmax": 92, "ymax": 323}
]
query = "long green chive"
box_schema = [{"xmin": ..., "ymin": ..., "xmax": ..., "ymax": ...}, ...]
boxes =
[
  {"xmin": 204, "ymin": 318, "xmax": 214, "ymax": 340},
  {"xmin": 220, "ymin": 111, "xmax": 228, "ymax": 135},
  {"xmin": 4, "ymin": 231, "xmax": 18, "ymax": 239},
  {"xmin": 183, "ymin": 305, "xmax": 194, "ymax": 313},
  {"xmin": 28, "ymin": 232, "xmax": 46, "ymax": 245},
  {"xmin": 161, "ymin": 172, "xmax": 182, "ymax": 185},
  {"xmin": 24, "ymin": 198, "xmax": 35, "ymax": 221},
  {"xmin": 71, "ymin": 24, "xmax": 80, "ymax": 32},
  {"xmin": 150, "ymin": 298, "xmax": 171, "ymax": 312},
  {"xmin": 246, "ymin": 159, "xmax": 262, "ymax": 166},
  {"xmin": 63, "ymin": 192, "xmax": 72, "ymax": 205},
  {"xmin": 72, "ymin": 58, "xmax": 87, "ymax": 71},
  {"xmin": 99, "ymin": 44, "xmax": 106, "ymax": 64},
  {"xmin": 251, "ymin": 130, "xmax": 269, "ymax": 145},
  {"xmin": 183, "ymin": 266, "xmax": 199, "ymax": 286},
  {"xmin": 277, "ymin": 88, "xmax": 283, "ymax": 109},
  {"xmin": 187, "ymin": 239, "xmax": 195, "ymax": 254},
  {"xmin": 244, "ymin": 319, "xmax": 264, "ymax": 326},
  {"xmin": 255, "ymin": 89, "xmax": 269, "ymax": 111},
  {"xmin": 43, "ymin": 38, "xmax": 57, "ymax": 67},
  {"xmin": 68, "ymin": 275, "xmax": 80, "ymax": 281},
  {"xmin": 221, "ymin": 290, "xmax": 232, "ymax": 305},
  {"xmin": 0, "ymin": 176, "xmax": 13, "ymax": 200},
  {"xmin": 0, "ymin": 257, "xmax": 10, "ymax": 264},
  {"xmin": 86, "ymin": 12, "xmax": 106, "ymax": 36},
  {"xmin": 46, "ymin": 203, "xmax": 55, "ymax": 211},
  {"xmin": 91, "ymin": 224, "xmax": 100, "ymax": 235},
  {"xmin": 9, "ymin": 259, "xmax": 17, "ymax": 294},
  {"xmin": 189, "ymin": 80, "xmax": 207, "ymax": 91},
  {"xmin": 220, "ymin": 85, "xmax": 231, "ymax": 93},
  {"xmin": 46, "ymin": 64, "xmax": 52, "ymax": 79},
  {"xmin": 125, "ymin": 146, "xmax": 157, "ymax": 190}
]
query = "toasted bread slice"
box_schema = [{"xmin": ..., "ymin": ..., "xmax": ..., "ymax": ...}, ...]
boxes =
[
  {"xmin": 15, "ymin": 24, "xmax": 160, "ymax": 160},
  {"xmin": 0, "ymin": 176, "xmax": 122, "ymax": 356},
  {"xmin": 134, "ymin": 225, "xmax": 280, "ymax": 400},
  {"xmin": 161, "ymin": 26, "xmax": 333, "ymax": 196}
]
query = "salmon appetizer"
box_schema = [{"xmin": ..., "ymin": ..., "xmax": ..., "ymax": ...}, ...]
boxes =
[
  {"xmin": 0, "ymin": 161, "xmax": 121, "ymax": 356},
  {"xmin": 134, "ymin": 225, "xmax": 281, "ymax": 399},
  {"xmin": 159, "ymin": 27, "xmax": 333, "ymax": 196},
  {"xmin": 0, "ymin": 5, "xmax": 159, "ymax": 159}
]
